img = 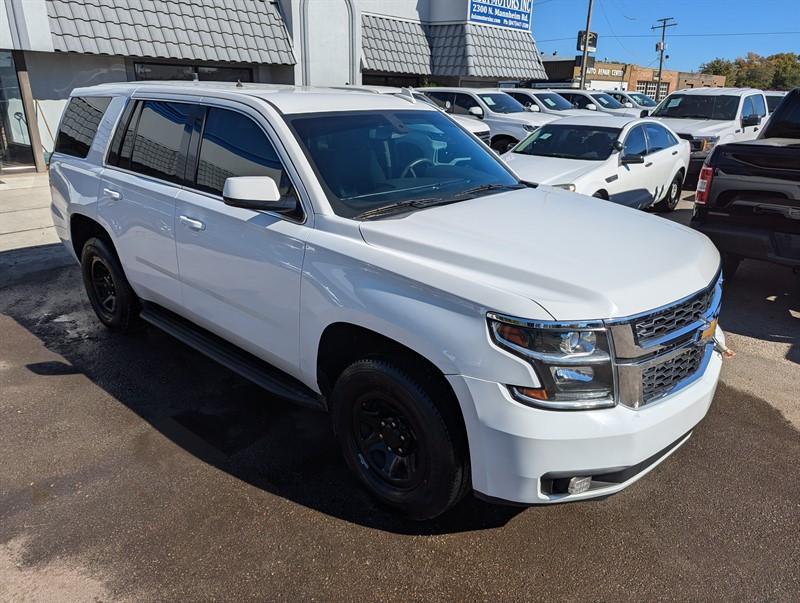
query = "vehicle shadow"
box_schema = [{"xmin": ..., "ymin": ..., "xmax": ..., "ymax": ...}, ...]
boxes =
[
  {"xmin": 1, "ymin": 259, "xmax": 523, "ymax": 536},
  {"xmin": 718, "ymin": 259, "xmax": 799, "ymax": 363}
]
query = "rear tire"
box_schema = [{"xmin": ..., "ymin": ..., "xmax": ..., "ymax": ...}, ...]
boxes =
[
  {"xmin": 654, "ymin": 172, "xmax": 683, "ymax": 212},
  {"xmin": 330, "ymin": 357, "xmax": 469, "ymax": 520},
  {"xmin": 80, "ymin": 237, "xmax": 141, "ymax": 332}
]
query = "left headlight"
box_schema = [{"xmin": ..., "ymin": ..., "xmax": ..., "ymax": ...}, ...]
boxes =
[
  {"xmin": 695, "ymin": 136, "xmax": 719, "ymax": 153},
  {"xmin": 487, "ymin": 314, "xmax": 615, "ymax": 410},
  {"xmin": 552, "ymin": 183, "xmax": 577, "ymax": 192}
]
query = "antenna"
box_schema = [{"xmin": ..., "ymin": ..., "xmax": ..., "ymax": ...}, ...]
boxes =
[
  {"xmin": 236, "ymin": 79, "xmax": 243, "ymax": 88},
  {"xmin": 397, "ymin": 87, "xmax": 416, "ymax": 104}
]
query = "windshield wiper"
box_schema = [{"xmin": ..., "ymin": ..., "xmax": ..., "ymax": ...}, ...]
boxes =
[
  {"xmin": 354, "ymin": 197, "xmax": 441, "ymax": 220},
  {"xmin": 449, "ymin": 183, "xmax": 525, "ymax": 199}
]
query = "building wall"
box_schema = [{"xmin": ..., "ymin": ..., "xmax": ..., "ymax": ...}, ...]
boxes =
[
  {"xmin": 678, "ymin": 72, "xmax": 726, "ymax": 89},
  {"xmin": 25, "ymin": 52, "xmax": 126, "ymax": 153}
]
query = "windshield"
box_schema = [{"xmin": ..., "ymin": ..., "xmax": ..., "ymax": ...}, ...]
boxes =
[
  {"xmin": 512, "ymin": 124, "xmax": 620, "ymax": 161},
  {"xmin": 287, "ymin": 110, "xmax": 520, "ymax": 218},
  {"xmin": 591, "ymin": 93, "xmax": 624, "ymax": 109},
  {"xmin": 478, "ymin": 93, "xmax": 526, "ymax": 114},
  {"xmin": 534, "ymin": 93, "xmax": 574, "ymax": 111},
  {"xmin": 628, "ymin": 93, "xmax": 657, "ymax": 107},
  {"xmin": 652, "ymin": 94, "xmax": 740, "ymax": 120}
]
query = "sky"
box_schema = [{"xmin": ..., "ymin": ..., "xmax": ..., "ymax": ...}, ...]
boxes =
[{"xmin": 530, "ymin": 0, "xmax": 800, "ymax": 72}]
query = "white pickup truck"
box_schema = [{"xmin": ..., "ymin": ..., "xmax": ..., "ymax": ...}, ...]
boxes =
[
  {"xmin": 650, "ymin": 87, "xmax": 769, "ymax": 174},
  {"xmin": 50, "ymin": 82, "xmax": 725, "ymax": 519}
]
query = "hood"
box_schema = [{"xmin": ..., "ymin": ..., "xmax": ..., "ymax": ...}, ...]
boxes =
[
  {"xmin": 359, "ymin": 188, "xmax": 720, "ymax": 321},
  {"xmin": 650, "ymin": 117, "xmax": 732, "ymax": 137},
  {"xmin": 502, "ymin": 153, "xmax": 601, "ymax": 185},
  {"xmin": 451, "ymin": 114, "xmax": 488, "ymax": 134},
  {"xmin": 504, "ymin": 112, "xmax": 558, "ymax": 127}
]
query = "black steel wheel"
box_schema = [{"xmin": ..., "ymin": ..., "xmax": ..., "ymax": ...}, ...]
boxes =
[
  {"xmin": 331, "ymin": 358, "xmax": 469, "ymax": 519},
  {"xmin": 80, "ymin": 237, "xmax": 141, "ymax": 332}
]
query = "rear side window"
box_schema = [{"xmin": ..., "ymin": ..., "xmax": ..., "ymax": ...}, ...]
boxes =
[
  {"xmin": 762, "ymin": 89, "xmax": 800, "ymax": 139},
  {"xmin": 644, "ymin": 123, "xmax": 677, "ymax": 153},
  {"xmin": 194, "ymin": 107, "xmax": 295, "ymax": 201},
  {"xmin": 55, "ymin": 96, "xmax": 112, "ymax": 158},
  {"xmin": 128, "ymin": 101, "xmax": 192, "ymax": 183}
]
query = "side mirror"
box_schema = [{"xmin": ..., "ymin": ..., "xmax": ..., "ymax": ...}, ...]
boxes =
[
  {"xmin": 528, "ymin": 103, "xmax": 540, "ymax": 112},
  {"xmin": 586, "ymin": 103, "xmax": 598, "ymax": 111},
  {"xmin": 222, "ymin": 176, "xmax": 295, "ymax": 212},
  {"xmin": 612, "ymin": 140, "xmax": 624, "ymax": 153},
  {"xmin": 741, "ymin": 114, "xmax": 761, "ymax": 127},
  {"xmin": 621, "ymin": 154, "xmax": 645, "ymax": 165},
  {"xmin": 624, "ymin": 101, "xmax": 634, "ymax": 108},
  {"xmin": 468, "ymin": 106, "xmax": 484, "ymax": 118}
]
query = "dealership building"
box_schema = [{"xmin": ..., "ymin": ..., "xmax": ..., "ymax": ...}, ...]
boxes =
[{"xmin": 0, "ymin": 0, "xmax": 546, "ymax": 174}]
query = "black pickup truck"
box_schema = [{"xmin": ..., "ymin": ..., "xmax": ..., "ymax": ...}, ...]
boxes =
[{"xmin": 691, "ymin": 88, "xmax": 800, "ymax": 278}]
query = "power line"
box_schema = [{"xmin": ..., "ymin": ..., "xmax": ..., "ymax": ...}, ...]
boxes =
[{"xmin": 537, "ymin": 30, "xmax": 800, "ymax": 43}]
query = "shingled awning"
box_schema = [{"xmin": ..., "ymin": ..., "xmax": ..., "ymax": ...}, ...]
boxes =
[
  {"xmin": 46, "ymin": 0, "xmax": 296, "ymax": 65},
  {"xmin": 362, "ymin": 14, "xmax": 546, "ymax": 80}
]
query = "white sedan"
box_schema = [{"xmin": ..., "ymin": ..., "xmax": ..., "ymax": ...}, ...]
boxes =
[{"xmin": 502, "ymin": 116, "xmax": 690, "ymax": 211}]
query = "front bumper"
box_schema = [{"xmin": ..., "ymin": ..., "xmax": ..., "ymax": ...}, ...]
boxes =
[{"xmin": 448, "ymin": 332, "xmax": 723, "ymax": 505}]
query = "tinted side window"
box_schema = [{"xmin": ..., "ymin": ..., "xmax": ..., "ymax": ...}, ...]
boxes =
[
  {"xmin": 195, "ymin": 107, "xmax": 296, "ymax": 205},
  {"xmin": 55, "ymin": 96, "xmax": 112, "ymax": 158},
  {"xmin": 572, "ymin": 94, "xmax": 591, "ymax": 109},
  {"xmin": 644, "ymin": 124, "xmax": 676, "ymax": 153},
  {"xmin": 452, "ymin": 93, "xmax": 479, "ymax": 115},
  {"xmin": 508, "ymin": 92, "xmax": 532, "ymax": 108},
  {"xmin": 742, "ymin": 96, "xmax": 756, "ymax": 118},
  {"xmin": 106, "ymin": 99, "xmax": 137, "ymax": 166},
  {"xmin": 752, "ymin": 94, "xmax": 767, "ymax": 117},
  {"xmin": 762, "ymin": 89, "xmax": 800, "ymax": 138},
  {"xmin": 624, "ymin": 126, "xmax": 647, "ymax": 156},
  {"xmin": 128, "ymin": 101, "xmax": 191, "ymax": 183},
  {"xmin": 425, "ymin": 92, "xmax": 453, "ymax": 112}
]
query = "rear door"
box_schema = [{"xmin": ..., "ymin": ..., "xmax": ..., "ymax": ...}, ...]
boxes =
[
  {"xmin": 643, "ymin": 122, "xmax": 680, "ymax": 200},
  {"xmin": 613, "ymin": 124, "xmax": 653, "ymax": 208},
  {"xmin": 99, "ymin": 98, "xmax": 193, "ymax": 307},
  {"xmin": 173, "ymin": 102, "xmax": 308, "ymax": 376}
]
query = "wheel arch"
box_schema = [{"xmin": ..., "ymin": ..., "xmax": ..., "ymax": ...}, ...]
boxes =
[{"xmin": 69, "ymin": 213, "xmax": 116, "ymax": 260}]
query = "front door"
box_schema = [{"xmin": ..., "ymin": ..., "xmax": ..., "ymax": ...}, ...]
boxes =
[
  {"xmin": 614, "ymin": 124, "xmax": 653, "ymax": 208},
  {"xmin": 174, "ymin": 104, "xmax": 307, "ymax": 376}
]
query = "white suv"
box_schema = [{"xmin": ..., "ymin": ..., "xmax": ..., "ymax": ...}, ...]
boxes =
[
  {"xmin": 419, "ymin": 87, "xmax": 556, "ymax": 152},
  {"xmin": 650, "ymin": 88, "xmax": 769, "ymax": 173},
  {"xmin": 50, "ymin": 82, "xmax": 725, "ymax": 519}
]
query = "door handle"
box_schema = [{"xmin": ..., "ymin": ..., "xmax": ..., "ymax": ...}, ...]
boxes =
[
  {"xmin": 671, "ymin": 151, "xmax": 678, "ymax": 156},
  {"xmin": 179, "ymin": 215, "xmax": 206, "ymax": 231},
  {"xmin": 102, "ymin": 187, "xmax": 122, "ymax": 200},
  {"xmin": 645, "ymin": 162, "xmax": 653, "ymax": 167}
]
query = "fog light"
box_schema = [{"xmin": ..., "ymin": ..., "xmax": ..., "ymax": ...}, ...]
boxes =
[{"xmin": 568, "ymin": 476, "xmax": 592, "ymax": 494}]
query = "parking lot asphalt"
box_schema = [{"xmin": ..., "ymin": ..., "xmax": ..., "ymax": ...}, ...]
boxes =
[{"xmin": 1, "ymin": 196, "xmax": 798, "ymax": 601}]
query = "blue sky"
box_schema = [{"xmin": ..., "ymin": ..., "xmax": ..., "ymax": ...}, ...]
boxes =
[{"xmin": 531, "ymin": 0, "xmax": 800, "ymax": 71}]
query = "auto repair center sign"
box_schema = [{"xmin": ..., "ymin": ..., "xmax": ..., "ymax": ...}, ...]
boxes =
[{"xmin": 468, "ymin": 0, "xmax": 533, "ymax": 31}]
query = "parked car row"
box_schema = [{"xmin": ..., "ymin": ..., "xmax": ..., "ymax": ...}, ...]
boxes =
[{"xmin": 50, "ymin": 81, "xmax": 727, "ymax": 519}]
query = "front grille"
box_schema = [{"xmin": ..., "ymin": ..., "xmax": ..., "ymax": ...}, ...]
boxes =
[
  {"xmin": 633, "ymin": 287, "xmax": 715, "ymax": 343},
  {"xmin": 642, "ymin": 344, "xmax": 705, "ymax": 403}
]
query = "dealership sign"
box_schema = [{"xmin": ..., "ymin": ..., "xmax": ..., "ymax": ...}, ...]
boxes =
[{"xmin": 468, "ymin": 0, "xmax": 533, "ymax": 31}]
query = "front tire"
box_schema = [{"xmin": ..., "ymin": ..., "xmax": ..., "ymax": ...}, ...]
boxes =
[
  {"xmin": 80, "ymin": 237, "xmax": 141, "ymax": 332},
  {"xmin": 654, "ymin": 172, "xmax": 683, "ymax": 212},
  {"xmin": 330, "ymin": 358, "xmax": 469, "ymax": 520}
]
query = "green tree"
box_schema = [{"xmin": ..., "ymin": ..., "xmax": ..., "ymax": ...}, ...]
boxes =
[
  {"xmin": 733, "ymin": 53, "xmax": 776, "ymax": 89},
  {"xmin": 768, "ymin": 52, "xmax": 800, "ymax": 90},
  {"xmin": 699, "ymin": 58, "xmax": 737, "ymax": 82}
]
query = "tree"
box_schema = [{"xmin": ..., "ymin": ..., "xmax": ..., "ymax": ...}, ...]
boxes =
[
  {"xmin": 769, "ymin": 52, "xmax": 800, "ymax": 90},
  {"xmin": 699, "ymin": 58, "xmax": 737, "ymax": 82}
]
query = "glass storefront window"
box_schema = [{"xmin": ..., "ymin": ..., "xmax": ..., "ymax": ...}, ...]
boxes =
[
  {"xmin": 134, "ymin": 63, "xmax": 253, "ymax": 83},
  {"xmin": 0, "ymin": 51, "xmax": 35, "ymax": 172}
]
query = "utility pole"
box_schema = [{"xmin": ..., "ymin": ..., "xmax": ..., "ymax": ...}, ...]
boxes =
[
  {"xmin": 578, "ymin": 0, "xmax": 594, "ymax": 90},
  {"xmin": 652, "ymin": 17, "xmax": 677, "ymax": 100}
]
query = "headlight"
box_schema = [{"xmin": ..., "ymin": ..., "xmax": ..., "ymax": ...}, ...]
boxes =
[
  {"xmin": 522, "ymin": 124, "xmax": 538, "ymax": 132},
  {"xmin": 553, "ymin": 183, "xmax": 577, "ymax": 192},
  {"xmin": 696, "ymin": 136, "xmax": 719, "ymax": 152},
  {"xmin": 487, "ymin": 314, "xmax": 615, "ymax": 410}
]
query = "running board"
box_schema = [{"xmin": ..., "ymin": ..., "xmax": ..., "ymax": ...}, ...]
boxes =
[{"xmin": 140, "ymin": 302, "xmax": 325, "ymax": 411}]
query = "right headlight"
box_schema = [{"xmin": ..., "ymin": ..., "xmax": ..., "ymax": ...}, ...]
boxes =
[{"xmin": 487, "ymin": 313, "xmax": 615, "ymax": 410}]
